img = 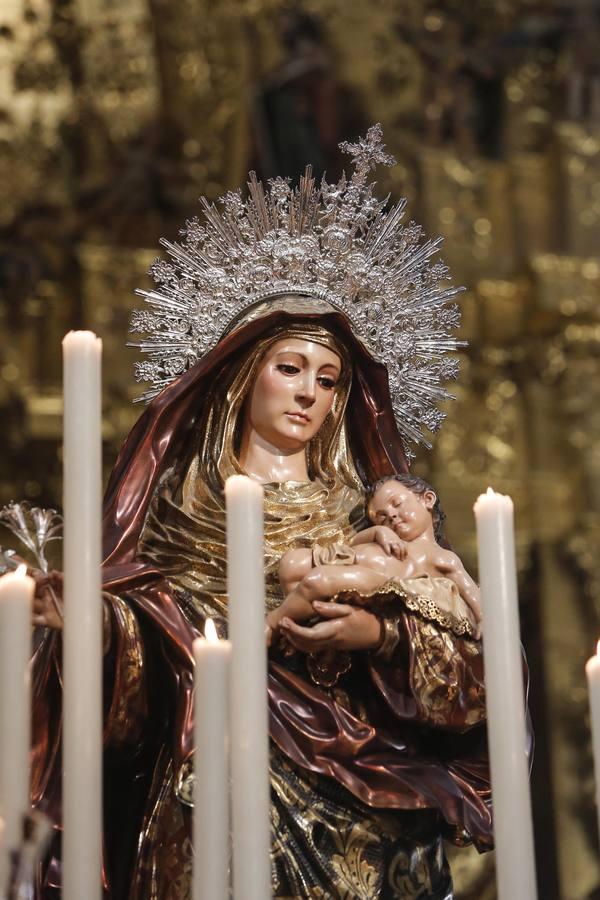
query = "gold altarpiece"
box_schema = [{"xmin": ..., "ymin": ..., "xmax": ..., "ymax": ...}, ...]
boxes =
[{"xmin": 1, "ymin": 2, "xmax": 600, "ymax": 897}]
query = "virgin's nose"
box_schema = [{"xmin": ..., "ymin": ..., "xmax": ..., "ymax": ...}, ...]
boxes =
[{"xmin": 296, "ymin": 372, "xmax": 316, "ymax": 407}]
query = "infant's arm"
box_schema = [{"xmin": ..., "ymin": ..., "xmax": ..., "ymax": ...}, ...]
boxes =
[
  {"xmin": 350, "ymin": 526, "xmax": 382, "ymax": 546},
  {"xmin": 350, "ymin": 525, "xmax": 407, "ymax": 559},
  {"xmin": 435, "ymin": 550, "xmax": 481, "ymax": 623}
]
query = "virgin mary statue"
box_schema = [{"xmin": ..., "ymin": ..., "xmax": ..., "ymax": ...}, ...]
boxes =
[{"xmin": 31, "ymin": 126, "xmax": 492, "ymax": 899}]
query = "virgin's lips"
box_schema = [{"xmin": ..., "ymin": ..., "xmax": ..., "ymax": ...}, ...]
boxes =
[{"xmin": 286, "ymin": 411, "xmax": 310, "ymax": 423}]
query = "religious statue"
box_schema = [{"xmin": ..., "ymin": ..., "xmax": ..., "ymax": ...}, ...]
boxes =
[
  {"xmin": 30, "ymin": 125, "xmax": 492, "ymax": 899},
  {"xmin": 273, "ymin": 472, "xmax": 482, "ymax": 640}
]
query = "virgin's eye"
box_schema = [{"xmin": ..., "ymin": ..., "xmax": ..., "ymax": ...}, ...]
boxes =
[
  {"xmin": 317, "ymin": 376, "xmax": 337, "ymax": 390},
  {"xmin": 277, "ymin": 364, "xmax": 300, "ymax": 375}
]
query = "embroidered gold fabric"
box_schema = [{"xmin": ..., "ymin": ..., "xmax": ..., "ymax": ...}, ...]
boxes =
[
  {"xmin": 270, "ymin": 744, "xmax": 453, "ymax": 899},
  {"xmin": 372, "ymin": 616, "xmax": 401, "ymax": 662},
  {"xmin": 129, "ymin": 751, "xmax": 193, "ymax": 900},
  {"xmin": 306, "ymin": 647, "xmax": 352, "ymax": 687},
  {"xmin": 331, "ymin": 577, "xmax": 478, "ymax": 640},
  {"xmin": 129, "ymin": 743, "xmax": 454, "ymax": 899},
  {"xmin": 103, "ymin": 592, "xmax": 148, "ymax": 749},
  {"xmin": 409, "ymin": 622, "xmax": 486, "ymax": 729},
  {"xmin": 174, "ymin": 757, "xmax": 194, "ymax": 808},
  {"xmin": 400, "ymin": 576, "xmax": 478, "ymax": 638},
  {"xmin": 305, "ymin": 568, "xmax": 479, "ymax": 686}
]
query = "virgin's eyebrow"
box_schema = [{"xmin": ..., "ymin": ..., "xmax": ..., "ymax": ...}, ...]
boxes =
[
  {"xmin": 272, "ymin": 352, "xmax": 307, "ymax": 368},
  {"xmin": 273, "ymin": 349, "xmax": 341, "ymax": 375}
]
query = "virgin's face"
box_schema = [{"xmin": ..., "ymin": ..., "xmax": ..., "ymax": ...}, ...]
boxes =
[{"xmin": 245, "ymin": 338, "xmax": 342, "ymax": 451}]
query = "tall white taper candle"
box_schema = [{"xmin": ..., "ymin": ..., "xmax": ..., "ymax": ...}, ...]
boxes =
[
  {"xmin": 585, "ymin": 643, "xmax": 600, "ymax": 841},
  {"xmin": 0, "ymin": 816, "xmax": 5, "ymax": 895},
  {"xmin": 226, "ymin": 475, "xmax": 271, "ymax": 900},
  {"xmin": 62, "ymin": 331, "xmax": 103, "ymax": 900},
  {"xmin": 0, "ymin": 565, "xmax": 34, "ymax": 893},
  {"xmin": 474, "ymin": 487, "xmax": 537, "ymax": 900},
  {"xmin": 193, "ymin": 618, "xmax": 231, "ymax": 900}
]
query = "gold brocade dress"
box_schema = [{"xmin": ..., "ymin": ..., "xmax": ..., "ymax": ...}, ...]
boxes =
[{"xmin": 122, "ymin": 469, "xmax": 455, "ymax": 899}]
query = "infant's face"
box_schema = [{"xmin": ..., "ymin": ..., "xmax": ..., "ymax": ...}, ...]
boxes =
[{"xmin": 368, "ymin": 481, "xmax": 433, "ymax": 541}]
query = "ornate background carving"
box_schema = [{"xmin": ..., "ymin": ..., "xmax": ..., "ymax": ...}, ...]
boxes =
[{"xmin": 2, "ymin": 2, "xmax": 600, "ymax": 896}]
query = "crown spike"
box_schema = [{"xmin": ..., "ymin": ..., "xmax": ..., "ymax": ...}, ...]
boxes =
[{"xmin": 131, "ymin": 125, "xmax": 465, "ymax": 456}]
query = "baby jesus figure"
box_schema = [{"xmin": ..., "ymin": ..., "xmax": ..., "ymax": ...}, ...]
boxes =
[{"xmin": 267, "ymin": 474, "xmax": 482, "ymax": 646}]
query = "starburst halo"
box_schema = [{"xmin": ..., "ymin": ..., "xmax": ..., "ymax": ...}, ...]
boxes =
[{"xmin": 128, "ymin": 124, "xmax": 465, "ymax": 455}]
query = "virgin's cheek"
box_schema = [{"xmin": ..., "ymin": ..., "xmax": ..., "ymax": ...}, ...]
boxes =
[
  {"xmin": 259, "ymin": 368, "xmax": 295, "ymax": 403},
  {"xmin": 250, "ymin": 375, "xmax": 288, "ymax": 427},
  {"xmin": 320, "ymin": 392, "xmax": 335, "ymax": 417}
]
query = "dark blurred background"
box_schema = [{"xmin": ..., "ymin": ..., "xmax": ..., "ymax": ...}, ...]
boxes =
[{"xmin": 2, "ymin": 1, "xmax": 600, "ymax": 896}]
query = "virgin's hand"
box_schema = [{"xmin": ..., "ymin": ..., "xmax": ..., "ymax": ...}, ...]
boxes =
[
  {"xmin": 280, "ymin": 602, "xmax": 381, "ymax": 652},
  {"xmin": 32, "ymin": 571, "xmax": 64, "ymax": 631}
]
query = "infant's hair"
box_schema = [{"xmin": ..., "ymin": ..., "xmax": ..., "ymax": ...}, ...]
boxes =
[{"xmin": 366, "ymin": 474, "xmax": 447, "ymax": 542}]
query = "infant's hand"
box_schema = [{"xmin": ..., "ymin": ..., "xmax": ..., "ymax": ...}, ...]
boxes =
[{"xmin": 374, "ymin": 526, "xmax": 407, "ymax": 559}]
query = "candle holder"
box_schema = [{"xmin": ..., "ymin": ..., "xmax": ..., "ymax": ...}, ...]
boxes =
[{"xmin": 2, "ymin": 812, "xmax": 52, "ymax": 900}]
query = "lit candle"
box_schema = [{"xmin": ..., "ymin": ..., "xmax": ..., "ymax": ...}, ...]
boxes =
[
  {"xmin": 225, "ymin": 475, "xmax": 271, "ymax": 900},
  {"xmin": 62, "ymin": 331, "xmax": 103, "ymax": 900},
  {"xmin": 0, "ymin": 565, "xmax": 34, "ymax": 894},
  {"xmin": 474, "ymin": 487, "xmax": 537, "ymax": 900},
  {"xmin": 585, "ymin": 642, "xmax": 600, "ymax": 839},
  {"xmin": 193, "ymin": 618, "xmax": 231, "ymax": 900}
]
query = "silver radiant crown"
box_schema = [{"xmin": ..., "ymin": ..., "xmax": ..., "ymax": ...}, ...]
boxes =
[{"xmin": 129, "ymin": 124, "xmax": 464, "ymax": 454}]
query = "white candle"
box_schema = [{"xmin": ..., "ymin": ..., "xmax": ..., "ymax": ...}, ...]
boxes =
[
  {"xmin": 0, "ymin": 816, "xmax": 5, "ymax": 896},
  {"xmin": 225, "ymin": 475, "xmax": 271, "ymax": 900},
  {"xmin": 193, "ymin": 618, "xmax": 231, "ymax": 900},
  {"xmin": 62, "ymin": 331, "xmax": 103, "ymax": 900},
  {"xmin": 586, "ymin": 642, "xmax": 600, "ymax": 840},
  {"xmin": 474, "ymin": 487, "xmax": 537, "ymax": 900},
  {"xmin": 0, "ymin": 565, "xmax": 34, "ymax": 893}
]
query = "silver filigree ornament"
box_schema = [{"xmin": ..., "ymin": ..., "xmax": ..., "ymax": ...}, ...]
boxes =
[
  {"xmin": 0, "ymin": 501, "xmax": 63, "ymax": 574},
  {"xmin": 0, "ymin": 501, "xmax": 64, "ymax": 622},
  {"xmin": 129, "ymin": 124, "xmax": 465, "ymax": 455}
]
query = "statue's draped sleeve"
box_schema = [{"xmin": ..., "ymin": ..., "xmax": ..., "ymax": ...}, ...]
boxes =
[
  {"xmin": 31, "ymin": 591, "xmax": 150, "ymax": 812},
  {"xmin": 102, "ymin": 593, "xmax": 148, "ymax": 749},
  {"xmin": 30, "ymin": 597, "xmax": 148, "ymax": 898},
  {"xmin": 370, "ymin": 613, "xmax": 486, "ymax": 732},
  {"xmin": 31, "ymin": 571, "xmax": 199, "ymax": 898},
  {"xmin": 266, "ymin": 606, "xmax": 492, "ymax": 851}
]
